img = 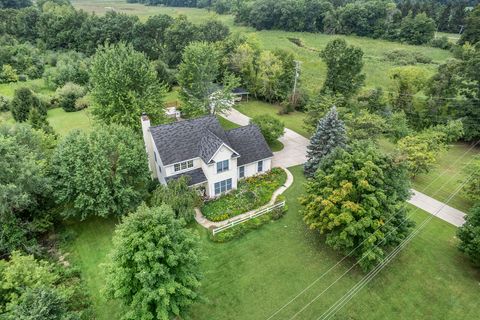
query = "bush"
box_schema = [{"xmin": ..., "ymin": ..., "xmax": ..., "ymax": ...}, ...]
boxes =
[
  {"xmin": 18, "ymin": 74, "xmax": 27, "ymax": 82},
  {"xmin": 384, "ymin": 49, "xmax": 433, "ymax": 65},
  {"xmin": 0, "ymin": 64, "xmax": 18, "ymax": 83},
  {"xmin": 10, "ymin": 87, "xmax": 45, "ymax": 122},
  {"xmin": 430, "ymin": 36, "xmax": 451, "ymax": 50},
  {"xmin": 56, "ymin": 82, "xmax": 86, "ymax": 112},
  {"xmin": 74, "ymin": 96, "xmax": 89, "ymax": 111},
  {"xmin": 201, "ymin": 168, "xmax": 287, "ymax": 221},
  {"xmin": 250, "ymin": 114, "xmax": 285, "ymax": 144},
  {"xmin": 0, "ymin": 95, "xmax": 9, "ymax": 112}
]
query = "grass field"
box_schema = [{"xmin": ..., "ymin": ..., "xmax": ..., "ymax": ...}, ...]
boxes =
[
  {"xmin": 47, "ymin": 108, "xmax": 93, "ymax": 136},
  {"xmin": 71, "ymin": 0, "xmax": 452, "ymax": 94},
  {"xmin": 63, "ymin": 165, "xmax": 480, "ymax": 320},
  {"xmin": 235, "ymin": 100, "xmax": 310, "ymax": 138},
  {"xmin": 0, "ymin": 78, "xmax": 53, "ymax": 98}
]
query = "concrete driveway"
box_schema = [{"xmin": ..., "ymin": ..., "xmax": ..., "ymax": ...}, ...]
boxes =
[{"xmin": 221, "ymin": 108, "xmax": 309, "ymax": 168}]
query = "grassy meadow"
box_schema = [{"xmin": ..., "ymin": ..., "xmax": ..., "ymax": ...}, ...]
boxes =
[{"xmin": 63, "ymin": 166, "xmax": 480, "ymax": 320}]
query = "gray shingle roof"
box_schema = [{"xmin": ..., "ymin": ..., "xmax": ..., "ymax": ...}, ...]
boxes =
[
  {"xmin": 226, "ymin": 124, "xmax": 273, "ymax": 166},
  {"xmin": 165, "ymin": 168, "xmax": 207, "ymax": 186},
  {"xmin": 149, "ymin": 116, "xmax": 272, "ymax": 167},
  {"xmin": 150, "ymin": 116, "xmax": 232, "ymax": 165}
]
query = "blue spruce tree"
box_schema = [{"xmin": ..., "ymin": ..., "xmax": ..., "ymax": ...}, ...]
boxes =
[{"xmin": 304, "ymin": 106, "xmax": 347, "ymax": 177}]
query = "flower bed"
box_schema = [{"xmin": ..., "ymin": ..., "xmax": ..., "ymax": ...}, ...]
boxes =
[{"xmin": 201, "ymin": 168, "xmax": 287, "ymax": 222}]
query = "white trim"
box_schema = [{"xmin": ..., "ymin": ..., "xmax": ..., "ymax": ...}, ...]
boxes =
[{"xmin": 207, "ymin": 143, "xmax": 239, "ymax": 164}]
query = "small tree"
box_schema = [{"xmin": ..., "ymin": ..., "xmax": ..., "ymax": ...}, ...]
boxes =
[
  {"xmin": 51, "ymin": 125, "xmax": 150, "ymax": 219},
  {"xmin": 90, "ymin": 42, "xmax": 166, "ymax": 130},
  {"xmin": 28, "ymin": 107, "xmax": 55, "ymax": 135},
  {"xmin": 301, "ymin": 142, "xmax": 413, "ymax": 271},
  {"xmin": 250, "ymin": 114, "xmax": 285, "ymax": 144},
  {"xmin": 397, "ymin": 135, "xmax": 436, "ymax": 178},
  {"xmin": 344, "ymin": 109, "xmax": 386, "ymax": 142},
  {"xmin": 56, "ymin": 82, "xmax": 86, "ymax": 112},
  {"xmin": 457, "ymin": 204, "xmax": 480, "ymax": 266},
  {"xmin": 0, "ymin": 64, "xmax": 18, "ymax": 83},
  {"xmin": 399, "ymin": 12, "xmax": 436, "ymax": 45},
  {"xmin": 320, "ymin": 39, "xmax": 365, "ymax": 98},
  {"xmin": 10, "ymin": 87, "xmax": 44, "ymax": 122},
  {"xmin": 304, "ymin": 106, "xmax": 347, "ymax": 178},
  {"xmin": 150, "ymin": 177, "xmax": 200, "ymax": 223},
  {"xmin": 105, "ymin": 204, "xmax": 201, "ymax": 320}
]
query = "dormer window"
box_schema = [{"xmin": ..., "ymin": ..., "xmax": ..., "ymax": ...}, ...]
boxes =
[{"xmin": 216, "ymin": 159, "xmax": 229, "ymax": 173}]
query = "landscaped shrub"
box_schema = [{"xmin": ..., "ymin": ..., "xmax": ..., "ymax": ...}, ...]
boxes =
[
  {"xmin": 201, "ymin": 168, "xmax": 287, "ymax": 221},
  {"xmin": 0, "ymin": 95, "xmax": 9, "ymax": 112},
  {"xmin": 209, "ymin": 203, "xmax": 288, "ymax": 243},
  {"xmin": 56, "ymin": 83, "xmax": 86, "ymax": 112}
]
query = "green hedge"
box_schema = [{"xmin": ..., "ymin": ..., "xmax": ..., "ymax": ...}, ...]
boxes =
[{"xmin": 201, "ymin": 168, "xmax": 287, "ymax": 222}]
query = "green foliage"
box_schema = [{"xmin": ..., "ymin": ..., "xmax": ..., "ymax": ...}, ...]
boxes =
[
  {"xmin": 383, "ymin": 49, "xmax": 433, "ymax": 65},
  {"xmin": 320, "ymin": 38, "xmax": 365, "ymax": 98},
  {"xmin": 10, "ymin": 87, "xmax": 45, "ymax": 123},
  {"xmin": 27, "ymin": 106, "xmax": 55, "ymax": 135},
  {"xmin": 0, "ymin": 95, "xmax": 9, "ymax": 111},
  {"xmin": 210, "ymin": 204, "xmax": 288, "ymax": 243},
  {"xmin": 55, "ymin": 82, "xmax": 86, "ymax": 112},
  {"xmin": 90, "ymin": 42, "xmax": 167, "ymax": 130},
  {"xmin": 386, "ymin": 111, "xmax": 411, "ymax": 142},
  {"xmin": 457, "ymin": 203, "xmax": 480, "ymax": 266},
  {"xmin": 178, "ymin": 41, "xmax": 220, "ymax": 117},
  {"xmin": 150, "ymin": 177, "xmax": 200, "ymax": 223},
  {"xmin": 344, "ymin": 109, "xmax": 386, "ymax": 142},
  {"xmin": 51, "ymin": 125, "xmax": 150, "ymax": 219},
  {"xmin": 105, "ymin": 204, "xmax": 201, "ymax": 320},
  {"xmin": 201, "ymin": 168, "xmax": 287, "ymax": 221},
  {"xmin": 303, "ymin": 92, "xmax": 347, "ymax": 132},
  {"xmin": 0, "ymin": 64, "xmax": 18, "ymax": 83},
  {"xmin": 459, "ymin": 5, "xmax": 480, "ymax": 45},
  {"xmin": 301, "ymin": 142, "xmax": 413, "ymax": 271},
  {"xmin": 304, "ymin": 106, "xmax": 346, "ymax": 178},
  {"xmin": 0, "ymin": 123, "xmax": 55, "ymax": 256},
  {"xmin": 430, "ymin": 36, "xmax": 451, "ymax": 50},
  {"xmin": 399, "ymin": 13, "xmax": 436, "ymax": 45},
  {"xmin": 0, "ymin": 251, "xmax": 91, "ymax": 319},
  {"xmin": 250, "ymin": 114, "xmax": 285, "ymax": 144},
  {"xmin": 43, "ymin": 51, "xmax": 89, "ymax": 89},
  {"xmin": 463, "ymin": 155, "xmax": 480, "ymax": 204}
]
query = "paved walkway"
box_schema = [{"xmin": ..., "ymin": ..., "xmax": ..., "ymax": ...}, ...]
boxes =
[
  {"xmin": 221, "ymin": 108, "xmax": 468, "ymax": 227},
  {"xmin": 195, "ymin": 167, "xmax": 294, "ymax": 229},
  {"xmin": 221, "ymin": 109, "xmax": 309, "ymax": 167},
  {"xmin": 407, "ymin": 190, "xmax": 466, "ymax": 227}
]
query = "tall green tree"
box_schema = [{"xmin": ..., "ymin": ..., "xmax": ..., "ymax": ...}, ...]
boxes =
[
  {"xmin": 10, "ymin": 87, "xmax": 45, "ymax": 123},
  {"xmin": 399, "ymin": 12, "xmax": 436, "ymax": 45},
  {"xmin": 463, "ymin": 155, "xmax": 480, "ymax": 204},
  {"xmin": 50, "ymin": 125, "xmax": 150, "ymax": 220},
  {"xmin": 105, "ymin": 204, "xmax": 201, "ymax": 320},
  {"xmin": 304, "ymin": 106, "xmax": 346, "ymax": 178},
  {"xmin": 0, "ymin": 123, "xmax": 55, "ymax": 257},
  {"xmin": 320, "ymin": 38, "xmax": 365, "ymax": 98},
  {"xmin": 457, "ymin": 203, "xmax": 480, "ymax": 266},
  {"xmin": 90, "ymin": 42, "xmax": 167, "ymax": 130},
  {"xmin": 344, "ymin": 109, "xmax": 386, "ymax": 142},
  {"xmin": 150, "ymin": 177, "xmax": 200, "ymax": 223},
  {"xmin": 301, "ymin": 142, "xmax": 413, "ymax": 271},
  {"xmin": 178, "ymin": 41, "xmax": 220, "ymax": 117},
  {"xmin": 459, "ymin": 5, "xmax": 480, "ymax": 45}
]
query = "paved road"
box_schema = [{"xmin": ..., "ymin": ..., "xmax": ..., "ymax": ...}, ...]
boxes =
[
  {"xmin": 221, "ymin": 108, "xmax": 467, "ymax": 227},
  {"xmin": 222, "ymin": 108, "xmax": 309, "ymax": 167},
  {"xmin": 408, "ymin": 190, "xmax": 466, "ymax": 227}
]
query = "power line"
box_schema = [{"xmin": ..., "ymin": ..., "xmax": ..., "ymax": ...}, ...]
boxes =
[
  {"xmin": 265, "ymin": 140, "xmax": 479, "ymax": 320},
  {"xmin": 316, "ymin": 173, "xmax": 475, "ymax": 320}
]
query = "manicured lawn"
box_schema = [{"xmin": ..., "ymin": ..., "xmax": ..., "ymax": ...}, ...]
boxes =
[
  {"xmin": 235, "ymin": 100, "xmax": 310, "ymax": 138},
  {"xmin": 0, "ymin": 78, "xmax": 54, "ymax": 98},
  {"xmin": 47, "ymin": 108, "xmax": 93, "ymax": 136},
  {"xmin": 65, "ymin": 166, "xmax": 480, "ymax": 320},
  {"xmin": 268, "ymin": 139, "xmax": 284, "ymax": 152}
]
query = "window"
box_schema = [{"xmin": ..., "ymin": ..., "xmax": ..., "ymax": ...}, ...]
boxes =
[
  {"xmin": 158, "ymin": 165, "xmax": 161, "ymax": 173},
  {"xmin": 174, "ymin": 160, "xmax": 194, "ymax": 172},
  {"xmin": 214, "ymin": 178, "xmax": 232, "ymax": 195},
  {"xmin": 239, "ymin": 166, "xmax": 245, "ymax": 178},
  {"xmin": 154, "ymin": 152, "xmax": 157, "ymax": 163},
  {"xmin": 216, "ymin": 159, "xmax": 229, "ymax": 173},
  {"xmin": 257, "ymin": 160, "xmax": 263, "ymax": 172}
]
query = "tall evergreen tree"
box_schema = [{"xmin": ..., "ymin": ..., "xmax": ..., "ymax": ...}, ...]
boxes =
[{"xmin": 304, "ymin": 106, "xmax": 346, "ymax": 177}]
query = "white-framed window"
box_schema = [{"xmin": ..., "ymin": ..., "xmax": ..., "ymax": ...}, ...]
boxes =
[
  {"xmin": 257, "ymin": 160, "xmax": 263, "ymax": 173},
  {"xmin": 214, "ymin": 178, "xmax": 232, "ymax": 195},
  {"xmin": 239, "ymin": 166, "xmax": 245, "ymax": 178},
  {"xmin": 174, "ymin": 160, "xmax": 194, "ymax": 172},
  {"xmin": 158, "ymin": 165, "xmax": 161, "ymax": 173},
  {"xmin": 154, "ymin": 152, "xmax": 157, "ymax": 163},
  {"xmin": 216, "ymin": 159, "xmax": 229, "ymax": 173}
]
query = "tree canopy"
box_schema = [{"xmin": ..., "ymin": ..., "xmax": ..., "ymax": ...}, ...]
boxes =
[{"xmin": 105, "ymin": 204, "xmax": 201, "ymax": 320}]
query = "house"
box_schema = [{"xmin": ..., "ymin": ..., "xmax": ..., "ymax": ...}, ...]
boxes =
[{"xmin": 141, "ymin": 114, "xmax": 273, "ymax": 197}]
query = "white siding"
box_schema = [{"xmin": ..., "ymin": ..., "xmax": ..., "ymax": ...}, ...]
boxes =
[
  {"xmin": 239, "ymin": 158, "xmax": 272, "ymax": 179},
  {"xmin": 164, "ymin": 158, "xmax": 202, "ymax": 177},
  {"xmin": 203, "ymin": 145, "xmax": 238, "ymax": 197}
]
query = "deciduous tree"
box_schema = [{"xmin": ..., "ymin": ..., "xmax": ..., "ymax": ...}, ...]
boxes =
[
  {"xmin": 105, "ymin": 204, "xmax": 201, "ymax": 320},
  {"xmin": 457, "ymin": 203, "xmax": 480, "ymax": 266},
  {"xmin": 301, "ymin": 142, "xmax": 413, "ymax": 271},
  {"xmin": 250, "ymin": 114, "xmax": 285, "ymax": 144}
]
